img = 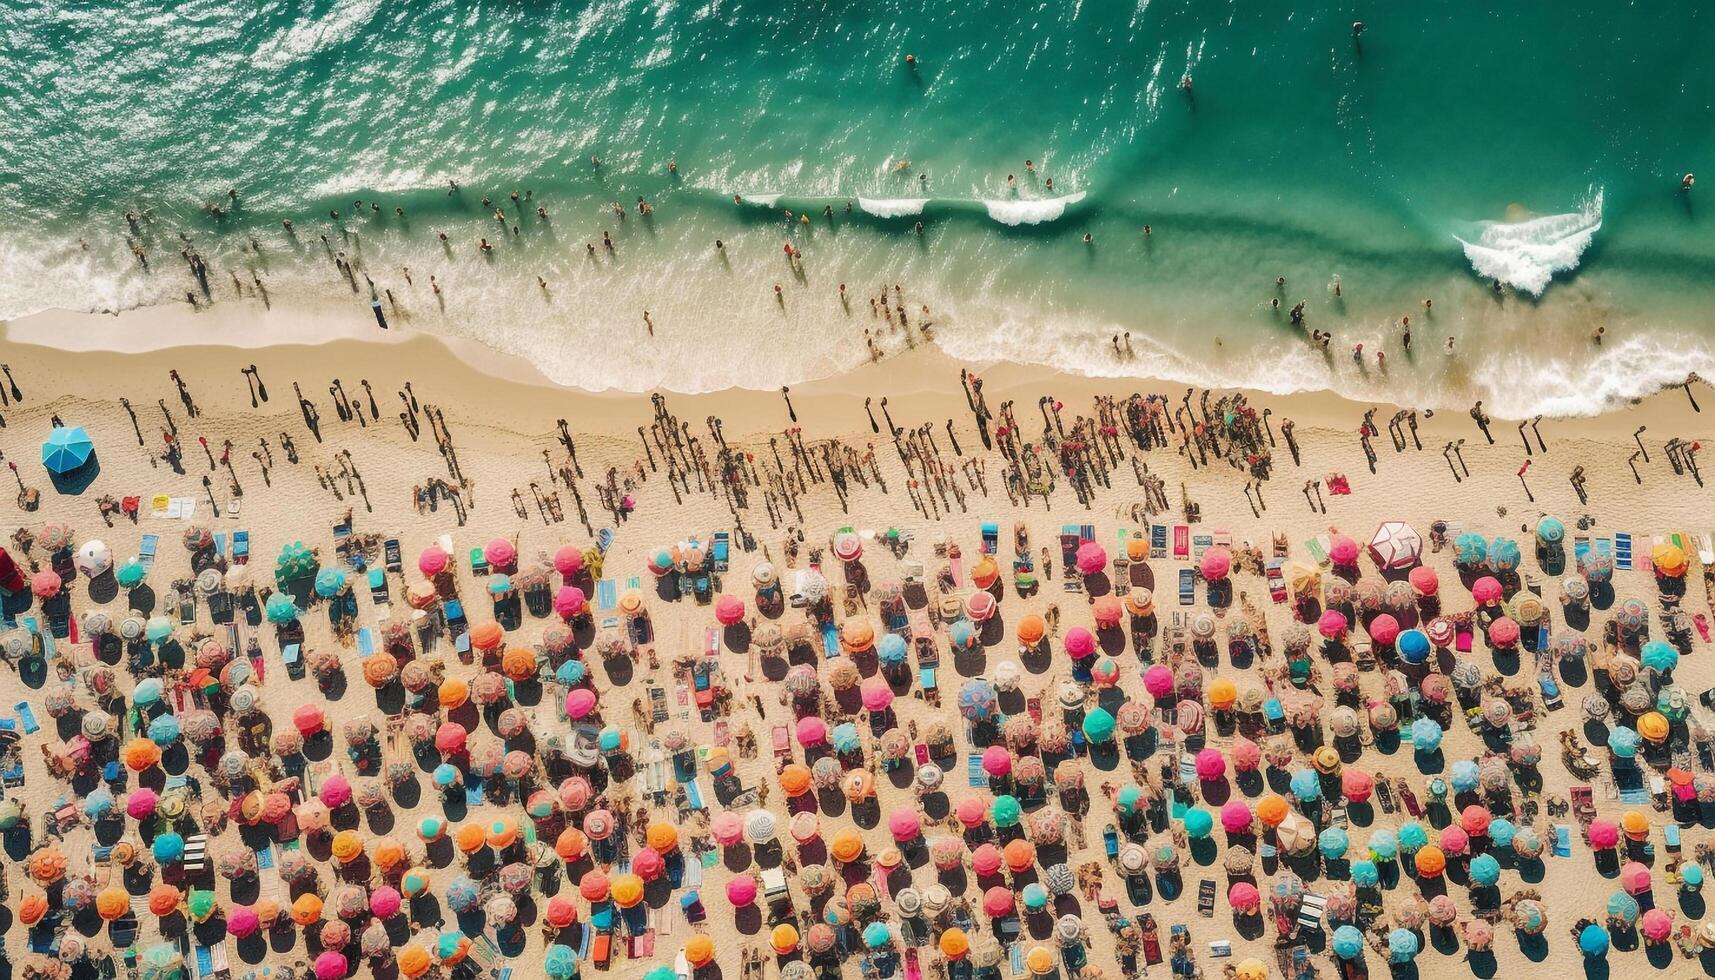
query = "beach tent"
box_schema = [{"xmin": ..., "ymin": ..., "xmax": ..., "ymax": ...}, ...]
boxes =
[{"xmin": 42, "ymin": 425, "xmax": 94, "ymax": 474}]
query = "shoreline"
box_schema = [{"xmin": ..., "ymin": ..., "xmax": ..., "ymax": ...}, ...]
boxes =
[{"xmin": 6, "ymin": 299, "xmax": 1701, "ymax": 441}]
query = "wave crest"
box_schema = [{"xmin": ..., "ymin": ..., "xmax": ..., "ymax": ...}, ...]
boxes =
[
  {"xmin": 856, "ymin": 197, "xmax": 928, "ymax": 218},
  {"xmin": 982, "ymin": 192, "xmax": 1087, "ymax": 226},
  {"xmin": 1455, "ymin": 190, "xmax": 1602, "ymax": 296}
]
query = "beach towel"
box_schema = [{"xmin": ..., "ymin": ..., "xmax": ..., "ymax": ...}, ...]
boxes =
[
  {"xmin": 968, "ymin": 754, "xmax": 986, "ymax": 786},
  {"xmin": 1173, "ymin": 526, "xmax": 1189, "ymax": 558},
  {"xmin": 357, "ymin": 627, "xmax": 375, "ymax": 656},
  {"xmin": 1609, "ymin": 534, "xmax": 1629, "ymax": 570},
  {"xmin": 1552, "ymin": 825, "xmax": 1572, "ymax": 857},
  {"xmin": 597, "ymin": 579, "xmax": 619, "ymax": 611}
]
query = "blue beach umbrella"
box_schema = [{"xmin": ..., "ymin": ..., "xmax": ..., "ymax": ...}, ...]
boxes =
[
  {"xmin": 41, "ymin": 426, "xmax": 94, "ymax": 474},
  {"xmin": 1021, "ymin": 883, "xmax": 1048, "ymax": 910},
  {"xmin": 544, "ymin": 947, "xmax": 578, "ymax": 979},
  {"xmin": 1454, "ymin": 532, "xmax": 1487, "ymax": 567},
  {"xmin": 1536, "ymin": 517, "xmax": 1564, "ymax": 544},
  {"xmin": 1488, "ymin": 537, "xmax": 1521, "ymax": 572},
  {"xmin": 1410, "ymin": 717, "xmax": 1443, "ymax": 752},
  {"xmin": 1487, "ymin": 818, "xmax": 1516, "ymax": 848},
  {"xmin": 153, "ymin": 832, "xmax": 186, "ymax": 863},
  {"xmin": 1397, "ymin": 823, "xmax": 1429, "ymax": 853},
  {"xmin": 1397, "ymin": 629, "xmax": 1430, "ymax": 664},
  {"xmin": 1182, "ymin": 808, "xmax": 1213, "ymax": 839},
  {"xmin": 265, "ymin": 594, "xmax": 300, "ymax": 624},
  {"xmin": 84, "ymin": 787, "xmax": 115, "ymax": 819},
  {"xmin": 863, "ymin": 922, "xmax": 892, "ymax": 948},
  {"xmin": 1683, "ymin": 864, "xmax": 1705, "ymax": 891},
  {"xmin": 878, "ymin": 634, "xmax": 908, "ymax": 666},
  {"xmin": 148, "ymin": 714, "xmax": 182, "ymax": 745},
  {"xmin": 1290, "ymin": 770, "xmax": 1321, "ymax": 801},
  {"xmin": 1578, "ymin": 924, "xmax": 1609, "ymax": 957},
  {"xmin": 134, "ymin": 677, "xmax": 165, "ymax": 706},
  {"xmin": 831, "ymin": 722, "xmax": 862, "ymax": 754},
  {"xmin": 1450, "ymin": 760, "xmax": 1480, "ymax": 793},
  {"xmin": 432, "ymin": 763, "xmax": 461, "ymax": 788},
  {"xmin": 1332, "ymin": 925, "xmax": 1365, "ymax": 959},
  {"xmin": 949, "ymin": 621, "xmax": 975, "ymax": 649},
  {"xmin": 1469, "ymin": 854, "xmax": 1501, "ymax": 886},
  {"xmin": 487, "ymin": 573, "xmax": 512, "ymax": 596},
  {"xmin": 555, "ymin": 660, "xmax": 587, "ymax": 685},
  {"xmin": 117, "ymin": 560, "xmax": 147, "ymax": 588}
]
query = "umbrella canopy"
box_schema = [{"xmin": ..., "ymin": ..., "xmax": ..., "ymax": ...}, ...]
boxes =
[
  {"xmin": 1368, "ymin": 521, "xmax": 1422, "ymax": 569},
  {"xmin": 42, "ymin": 426, "xmax": 94, "ymax": 473}
]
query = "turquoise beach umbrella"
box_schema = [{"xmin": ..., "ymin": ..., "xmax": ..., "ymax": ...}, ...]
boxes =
[
  {"xmin": 1641, "ymin": 641, "xmax": 1678, "ymax": 673},
  {"xmin": 275, "ymin": 541, "xmax": 317, "ymax": 586},
  {"xmin": 1319, "ymin": 827, "xmax": 1349, "ymax": 859},
  {"xmin": 556, "ymin": 660, "xmax": 586, "ymax": 685},
  {"xmin": 1487, "ymin": 818, "xmax": 1516, "ymax": 848},
  {"xmin": 1289, "ymin": 770, "xmax": 1321, "ymax": 801},
  {"xmin": 1454, "ymin": 532, "xmax": 1487, "ymax": 566},
  {"xmin": 314, "ymin": 567, "xmax": 348, "ymax": 598},
  {"xmin": 1410, "ymin": 717, "xmax": 1443, "ymax": 751},
  {"xmin": 1182, "ymin": 808, "xmax": 1213, "ymax": 839},
  {"xmin": 41, "ymin": 426, "xmax": 94, "ymax": 474},
  {"xmin": 598, "ymin": 727, "xmax": 622, "ymax": 751},
  {"xmin": 117, "ymin": 560, "xmax": 147, "ymax": 588},
  {"xmin": 1608, "ymin": 726, "xmax": 1639, "ymax": 758},
  {"xmin": 1117, "ymin": 785, "xmax": 1143, "ymax": 815},
  {"xmin": 148, "ymin": 714, "xmax": 181, "ymax": 745},
  {"xmin": 1367, "ymin": 829, "xmax": 1399, "ymax": 860},
  {"xmin": 863, "ymin": 922, "xmax": 892, "ymax": 948},
  {"xmin": 1397, "ymin": 823, "xmax": 1428, "ymax": 852},
  {"xmin": 134, "ymin": 677, "xmax": 165, "ymax": 705},
  {"xmin": 544, "ymin": 947, "xmax": 578, "ymax": 979},
  {"xmin": 145, "ymin": 616, "xmax": 173, "ymax": 643},
  {"xmin": 1536, "ymin": 517, "xmax": 1564, "ymax": 544},
  {"xmin": 1021, "ymin": 883, "xmax": 1048, "ymax": 909},
  {"xmin": 645, "ymin": 968, "xmax": 676, "ymax": 980},
  {"xmin": 487, "ymin": 573, "xmax": 513, "ymax": 595},
  {"xmin": 1081, "ymin": 707, "xmax": 1116, "ymax": 743},
  {"xmin": 1488, "ymin": 537, "xmax": 1521, "ymax": 571},
  {"xmin": 1469, "ymin": 854, "xmax": 1501, "ymax": 886},
  {"xmin": 1606, "ymin": 892, "xmax": 1638, "ymax": 925},
  {"xmin": 992, "ymin": 795, "xmax": 1022, "ymax": 828},
  {"xmin": 265, "ymin": 593, "xmax": 300, "ymax": 624},
  {"xmin": 1387, "ymin": 929, "xmax": 1419, "ymax": 963},
  {"xmin": 950, "ymin": 621, "xmax": 975, "ymax": 648},
  {"xmin": 1578, "ymin": 924, "xmax": 1609, "ymax": 957},
  {"xmin": 84, "ymin": 787, "xmax": 115, "ymax": 819},
  {"xmin": 432, "ymin": 763, "xmax": 460, "ymax": 787},
  {"xmin": 1332, "ymin": 925, "xmax": 1365, "ymax": 959},
  {"xmin": 1351, "ymin": 860, "xmax": 1379, "ymax": 886},
  {"xmin": 831, "ymin": 723, "xmax": 861, "ymax": 754},
  {"xmin": 1683, "ymin": 864, "xmax": 1704, "ymax": 890}
]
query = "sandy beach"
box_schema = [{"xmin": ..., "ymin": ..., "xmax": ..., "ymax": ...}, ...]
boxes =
[{"xmin": 4, "ymin": 299, "xmax": 1715, "ymax": 980}]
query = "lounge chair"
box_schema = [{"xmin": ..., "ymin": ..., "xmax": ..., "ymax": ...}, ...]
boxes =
[
  {"xmin": 231, "ymin": 531, "xmax": 249, "ymax": 563},
  {"xmin": 139, "ymin": 533, "xmax": 159, "ymax": 567},
  {"xmin": 711, "ymin": 531, "xmax": 730, "ymax": 571}
]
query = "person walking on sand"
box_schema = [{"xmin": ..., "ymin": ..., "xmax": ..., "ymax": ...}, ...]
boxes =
[{"xmin": 643, "ymin": 310, "xmax": 654, "ymax": 336}]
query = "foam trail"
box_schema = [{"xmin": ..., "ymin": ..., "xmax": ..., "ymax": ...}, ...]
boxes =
[
  {"xmin": 1455, "ymin": 190, "xmax": 1602, "ymax": 296},
  {"xmin": 857, "ymin": 197, "xmax": 929, "ymax": 218},
  {"xmin": 737, "ymin": 193, "xmax": 781, "ymax": 207},
  {"xmin": 982, "ymin": 191, "xmax": 1087, "ymax": 226}
]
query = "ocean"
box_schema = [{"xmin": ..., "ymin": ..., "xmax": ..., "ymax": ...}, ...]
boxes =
[{"xmin": 6, "ymin": 0, "xmax": 1715, "ymax": 415}]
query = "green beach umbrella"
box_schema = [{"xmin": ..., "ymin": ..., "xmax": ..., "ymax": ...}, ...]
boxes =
[
  {"xmin": 187, "ymin": 889, "xmax": 217, "ymax": 923},
  {"xmin": 265, "ymin": 593, "xmax": 300, "ymax": 624},
  {"xmin": 645, "ymin": 968, "xmax": 676, "ymax": 980},
  {"xmin": 1081, "ymin": 707, "xmax": 1116, "ymax": 742},
  {"xmin": 1116, "ymin": 785, "xmax": 1143, "ymax": 815},
  {"xmin": 117, "ymin": 560, "xmax": 147, "ymax": 588},
  {"xmin": 145, "ymin": 615, "xmax": 173, "ymax": 643},
  {"xmin": 991, "ymin": 794, "xmax": 1022, "ymax": 828},
  {"xmin": 1182, "ymin": 808, "xmax": 1213, "ymax": 839},
  {"xmin": 275, "ymin": 541, "xmax": 316, "ymax": 586}
]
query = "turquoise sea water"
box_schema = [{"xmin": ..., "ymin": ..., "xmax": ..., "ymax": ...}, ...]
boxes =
[{"xmin": 6, "ymin": 0, "xmax": 1715, "ymax": 413}]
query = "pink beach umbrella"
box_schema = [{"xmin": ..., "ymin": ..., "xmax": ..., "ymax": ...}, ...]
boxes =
[
  {"xmin": 1471, "ymin": 576, "xmax": 1502, "ymax": 604},
  {"xmin": 1588, "ymin": 819, "xmax": 1620, "ymax": 849},
  {"xmin": 127, "ymin": 787, "xmax": 159, "ymax": 819},
  {"xmin": 553, "ymin": 545, "xmax": 584, "ymax": 577},
  {"xmin": 956, "ymin": 798, "xmax": 988, "ymax": 827},
  {"xmin": 1621, "ymin": 862, "xmax": 1653, "ymax": 895},
  {"xmin": 1200, "ymin": 548, "xmax": 1231, "ymax": 582},
  {"xmin": 982, "ymin": 746, "xmax": 1012, "ymax": 777},
  {"xmin": 1641, "ymin": 908, "xmax": 1673, "ymax": 942},
  {"xmin": 1408, "ymin": 566, "xmax": 1439, "ymax": 597},
  {"xmin": 1220, "ymin": 801, "xmax": 1253, "ymax": 835},
  {"xmin": 369, "ymin": 887, "xmax": 401, "ymax": 919},
  {"xmin": 1318, "ymin": 610, "xmax": 1348, "ymax": 639},
  {"xmin": 711, "ymin": 813, "xmax": 744, "ymax": 846},
  {"xmin": 1232, "ymin": 740, "xmax": 1263, "ymax": 772},
  {"xmin": 484, "ymin": 538, "xmax": 516, "ymax": 569},
  {"xmin": 971, "ymin": 844, "xmax": 1003, "ymax": 877},
  {"xmin": 1328, "ymin": 534, "xmax": 1359, "ymax": 567},
  {"xmin": 861, "ymin": 678, "xmax": 895, "ymax": 712},
  {"xmin": 227, "ymin": 905, "xmax": 261, "ymax": 938},
  {"xmin": 889, "ymin": 807, "xmax": 923, "ymax": 842},
  {"xmin": 1064, "ymin": 627, "xmax": 1095, "ymax": 659},
  {"xmin": 319, "ymin": 775, "xmax": 352, "ymax": 809},
  {"xmin": 564, "ymin": 689, "xmax": 597, "ymax": 719},
  {"xmin": 1488, "ymin": 617, "xmax": 1520, "ymax": 648},
  {"xmin": 1367, "ymin": 614, "xmax": 1400, "ymax": 645},
  {"xmin": 795, "ymin": 716, "xmax": 827, "ymax": 746},
  {"xmin": 1195, "ymin": 749, "xmax": 1227, "ymax": 782},
  {"xmin": 727, "ymin": 875, "xmax": 758, "ymax": 906},
  {"xmin": 715, "ymin": 595, "xmax": 746, "ymax": 626},
  {"xmin": 313, "ymin": 952, "xmax": 348, "ymax": 980},
  {"xmin": 1075, "ymin": 542, "xmax": 1108, "ymax": 576},
  {"xmin": 1229, "ymin": 882, "xmax": 1261, "ymax": 913},
  {"xmin": 553, "ymin": 586, "xmax": 586, "ymax": 619},
  {"xmin": 632, "ymin": 848, "xmax": 664, "ymax": 881},
  {"xmin": 1341, "ymin": 769, "xmax": 1375, "ymax": 803},
  {"xmin": 1144, "ymin": 665, "xmax": 1175, "ymax": 699},
  {"xmin": 1439, "ymin": 826, "xmax": 1469, "ymax": 856},
  {"xmin": 417, "ymin": 545, "xmax": 448, "ymax": 577}
]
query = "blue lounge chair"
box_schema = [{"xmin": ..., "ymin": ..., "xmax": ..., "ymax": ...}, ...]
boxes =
[{"xmin": 139, "ymin": 534, "xmax": 159, "ymax": 568}]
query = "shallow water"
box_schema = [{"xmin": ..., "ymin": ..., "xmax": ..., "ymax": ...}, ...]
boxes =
[{"xmin": 6, "ymin": 0, "xmax": 1715, "ymax": 413}]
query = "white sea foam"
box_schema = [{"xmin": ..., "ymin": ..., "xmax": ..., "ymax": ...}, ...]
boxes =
[
  {"xmin": 982, "ymin": 192, "xmax": 1087, "ymax": 226},
  {"xmin": 1456, "ymin": 190, "xmax": 1602, "ymax": 296},
  {"xmin": 856, "ymin": 197, "xmax": 928, "ymax": 218},
  {"xmin": 737, "ymin": 194, "xmax": 781, "ymax": 207}
]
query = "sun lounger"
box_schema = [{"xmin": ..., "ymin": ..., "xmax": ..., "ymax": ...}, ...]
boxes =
[
  {"xmin": 1612, "ymin": 534, "xmax": 1630, "ymax": 570},
  {"xmin": 231, "ymin": 530, "xmax": 248, "ymax": 563},
  {"xmin": 1172, "ymin": 525, "xmax": 1189, "ymax": 558},
  {"xmin": 821, "ymin": 621, "xmax": 840, "ymax": 658},
  {"xmin": 597, "ymin": 579, "xmax": 618, "ymax": 611},
  {"xmin": 1178, "ymin": 568, "xmax": 1195, "ymax": 605},
  {"xmin": 981, "ymin": 522, "xmax": 999, "ymax": 555},
  {"xmin": 1553, "ymin": 825, "xmax": 1572, "ymax": 857},
  {"xmin": 1303, "ymin": 535, "xmax": 1328, "ymax": 565},
  {"xmin": 1197, "ymin": 879, "xmax": 1216, "ymax": 916},
  {"xmin": 712, "ymin": 531, "xmax": 730, "ymax": 571},
  {"xmin": 968, "ymin": 754, "xmax": 986, "ymax": 787},
  {"xmin": 139, "ymin": 533, "xmax": 159, "ymax": 567}
]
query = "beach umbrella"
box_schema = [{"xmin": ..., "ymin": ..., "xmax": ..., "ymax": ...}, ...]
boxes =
[
  {"xmin": 1606, "ymin": 891, "xmax": 1639, "ymax": 926},
  {"xmin": 1622, "ymin": 861, "xmax": 1653, "ymax": 895},
  {"xmin": 1318, "ymin": 610, "xmax": 1348, "ymax": 638},
  {"xmin": 1331, "ymin": 925, "xmax": 1366, "ymax": 960},
  {"xmin": 1428, "ymin": 895, "xmax": 1458, "ymax": 928},
  {"xmin": 1289, "ymin": 769, "xmax": 1321, "ymax": 801},
  {"xmin": 1653, "ymin": 542, "xmax": 1688, "ymax": 578},
  {"xmin": 1387, "ymin": 929, "xmax": 1419, "ymax": 964},
  {"xmin": 1488, "ymin": 537, "xmax": 1521, "ymax": 572},
  {"xmin": 1640, "ymin": 908, "xmax": 1673, "ymax": 943},
  {"xmin": 959, "ymin": 679, "xmax": 998, "ymax": 721},
  {"xmin": 1488, "ymin": 616, "xmax": 1520, "ymax": 648},
  {"xmin": 1319, "ymin": 827, "xmax": 1350, "ymax": 859},
  {"xmin": 1199, "ymin": 547, "xmax": 1231, "ymax": 581},
  {"xmin": 41, "ymin": 426, "xmax": 94, "ymax": 474},
  {"xmin": 264, "ymin": 593, "xmax": 300, "ymax": 624},
  {"xmin": 1082, "ymin": 707, "xmax": 1116, "ymax": 742},
  {"xmin": 1075, "ymin": 541, "xmax": 1107, "ymax": 575},
  {"xmin": 1642, "ymin": 640, "xmax": 1679, "ymax": 673},
  {"xmin": 1471, "ymin": 576, "xmax": 1502, "ymax": 605},
  {"xmin": 1579, "ymin": 924, "xmax": 1610, "ymax": 957},
  {"xmin": 1608, "ymin": 726, "xmax": 1641, "ymax": 757},
  {"xmin": 1409, "ymin": 717, "xmax": 1443, "ymax": 752},
  {"xmin": 1469, "ymin": 853, "xmax": 1501, "ymax": 886},
  {"xmin": 1579, "ymin": 548, "xmax": 1614, "ymax": 582},
  {"xmin": 1368, "ymin": 522, "xmax": 1422, "ymax": 569},
  {"xmin": 1183, "ymin": 808, "xmax": 1213, "ymax": 839},
  {"xmin": 992, "ymin": 794, "xmax": 1023, "ymax": 828}
]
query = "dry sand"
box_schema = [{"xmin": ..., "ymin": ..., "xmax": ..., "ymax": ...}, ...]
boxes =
[{"xmin": 3, "ymin": 301, "xmax": 1715, "ymax": 980}]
